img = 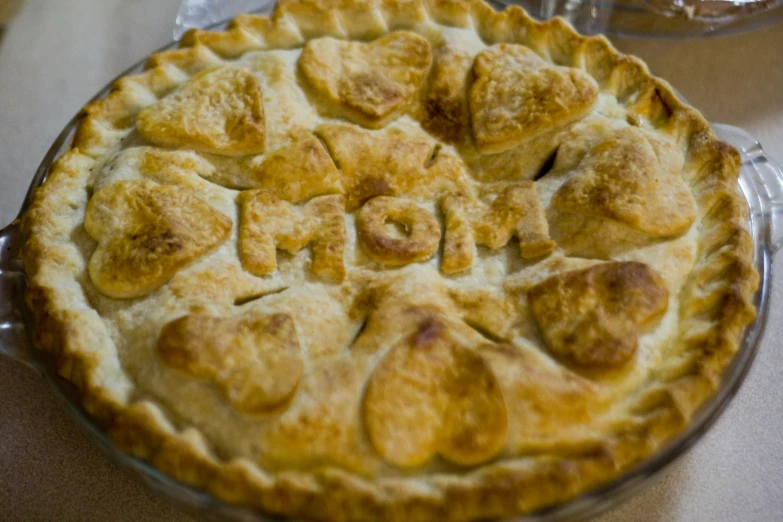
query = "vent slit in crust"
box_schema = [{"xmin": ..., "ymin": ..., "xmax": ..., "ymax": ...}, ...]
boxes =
[
  {"xmin": 233, "ymin": 286, "xmax": 290, "ymax": 306},
  {"xmin": 463, "ymin": 318, "xmax": 510, "ymax": 344},
  {"xmin": 533, "ymin": 145, "xmax": 559, "ymax": 181}
]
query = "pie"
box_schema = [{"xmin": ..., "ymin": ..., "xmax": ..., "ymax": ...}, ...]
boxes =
[{"xmin": 20, "ymin": 0, "xmax": 758, "ymax": 520}]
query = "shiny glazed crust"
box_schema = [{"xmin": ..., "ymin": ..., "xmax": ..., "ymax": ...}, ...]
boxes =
[{"xmin": 20, "ymin": 0, "xmax": 758, "ymax": 520}]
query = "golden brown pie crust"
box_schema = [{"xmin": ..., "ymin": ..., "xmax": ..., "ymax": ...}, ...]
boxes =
[{"xmin": 20, "ymin": 0, "xmax": 758, "ymax": 520}]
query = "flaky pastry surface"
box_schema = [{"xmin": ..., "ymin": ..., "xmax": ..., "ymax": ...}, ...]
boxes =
[{"xmin": 21, "ymin": 0, "xmax": 758, "ymax": 520}]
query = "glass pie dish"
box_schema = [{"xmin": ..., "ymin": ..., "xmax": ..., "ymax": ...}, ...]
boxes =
[{"xmin": 2, "ymin": 31, "xmax": 783, "ymax": 522}]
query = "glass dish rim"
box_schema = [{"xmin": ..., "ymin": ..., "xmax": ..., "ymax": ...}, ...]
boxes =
[{"xmin": 1, "ymin": 17, "xmax": 781, "ymax": 522}]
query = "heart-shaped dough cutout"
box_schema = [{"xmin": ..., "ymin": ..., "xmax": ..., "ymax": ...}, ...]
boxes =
[
  {"xmin": 300, "ymin": 31, "xmax": 432, "ymax": 128},
  {"xmin": 363, "ymin": 317, "xmax": 507, "ymax": 468},
  {"xmin": 85, "ymin": 180, "xmax": 232, "ymax": 298},
  {"xmin": 470, "ymin": 44, "xmax": 598, "ymax": 154},
  {"xmin": 158, "ymin": 313, "xmax": 303, "ymax": 414},
  {"xmin": 528, "ymin": 262, "xmax": 668, "ymax": 370},
  {"xmin": 316, "ymin": 123, "xmax": 471, "ymax": 210},
  {"xmin": 244, "ymin": 131, "xmax": 342, "ymax": 202},
  {"xmin": 136, "ymin": 66, "xmax": 266, "ymax": 156},
  {"xmin": 551, "ymin": 126, "xmax": 696, "ymax": 237}
]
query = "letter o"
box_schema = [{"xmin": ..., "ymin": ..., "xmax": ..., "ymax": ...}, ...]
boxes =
[{"xmin": 356, "ymin": 197, "xmax": 441, "ymax": 266}]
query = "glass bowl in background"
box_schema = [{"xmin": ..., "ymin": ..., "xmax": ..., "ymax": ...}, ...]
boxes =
[
  {"xmin": 173, "ymin": 0, "xmax": 783, "ymax": 39},
  {"xmin": 1, "ymin": 22, "xmax": 783, "ymax": 522},
  {"xmin": 491, "ymin": 0, "xmax": 783, "ymax": 37}
]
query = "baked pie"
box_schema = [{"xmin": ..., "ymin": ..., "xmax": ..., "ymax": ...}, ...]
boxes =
[{"xmin": 20, "ymin": 0, "xmax": 758, "ymax": 519}]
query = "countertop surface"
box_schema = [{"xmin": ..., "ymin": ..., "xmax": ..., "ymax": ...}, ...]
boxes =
[{"xmin": 1, "ymin": 2, "xmax": 782, "ymax": 521}]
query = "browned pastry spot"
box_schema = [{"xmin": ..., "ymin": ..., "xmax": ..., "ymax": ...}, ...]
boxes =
[
  {"xmin": 316, "ymin": 123, "xmax": 471, "ymax": 210},
  {"xmin": 363, "ymin": 316, "xmax": 508, "ymax": 467},
  {"xmin": 422, "ymin": 39, "xmax": 473, "ymax": 144},
  {"xmin": 244, "ymin": 131, "xmax": 342, "ymax": 201},
  {"xmin": 551, "ymin": 126, "xmax": 695, "ymax": 238},
  {"xmin": 238, "ymin": 190, "xmax": 346, "ymax": 281},
  {"xmin": 299, "ymin": 31, "xmax": 432, "ymax": 127},
  {"xmin": 158, "ymin": 313, "xmax": 303, "ymax": 414},
  {"xmin": 528, "ymin": 262, "xmax": 669, "ymax": 370},
  {"xmin": 356, "ymin": 196, "xmax": 441, "ymax": 266},
  {"xmin": 84, "ymin": 180, "xmax": 232, "ymax": 299},
  {"xmin": 470, "ymin": 44, "xmax": 598, "ymax": 154},
  {"xmin": 441, "ymin": 182, "xmax": 555, "ymax": 274},
  {"xmin": 136, "ymin": 66, "xmax": 266, "ymax": 156}
]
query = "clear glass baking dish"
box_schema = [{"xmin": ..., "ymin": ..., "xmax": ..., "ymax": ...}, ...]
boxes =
[{"xmin": 1, "ymin": 32, "xmax": 782, "ymax": 522}]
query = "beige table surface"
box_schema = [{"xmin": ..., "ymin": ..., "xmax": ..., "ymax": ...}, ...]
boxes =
[{"xmin": 1, "ymin": 1, "xmax": 782, "ymax": 521}]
